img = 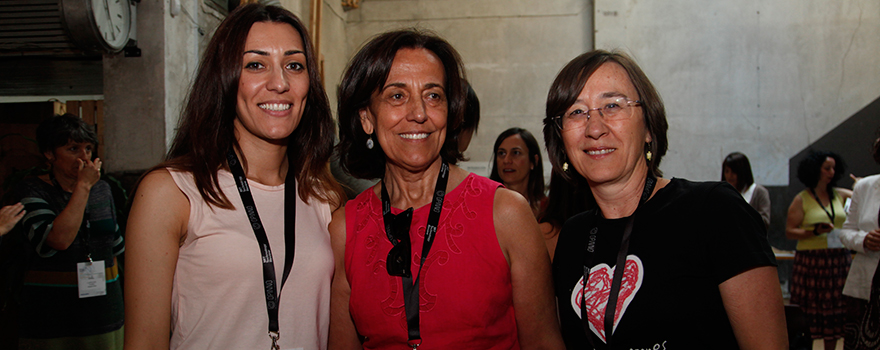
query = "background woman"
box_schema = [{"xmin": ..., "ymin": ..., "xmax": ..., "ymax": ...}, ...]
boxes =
[
  {"xmin": 840, "ymin": 134, "xmax": 880, "ymax": 350},
  {"xmin": 489, "ymin": 127, "xmax": 546, "ymax": 216},
  {"xmin": 330, "ymin": 29, "xmax": 563, "ymax": 349},
  {"xmin": 786, "ymin": 150, "xmax": 853, "ymax": 350},
  {"xmin": 11, "ymin": 113, "xmax": 124, "ymax": 349},
  {"xmin": 545, "ymin": 50, "xmax": 786, "ymax": 348},
  {"xmin": 722, "ymin": 152, "xmax": 771, "ymax": 229},
  {"xmin": 124, "ymin": 4, "xmax": 343, "ymax": 349}
]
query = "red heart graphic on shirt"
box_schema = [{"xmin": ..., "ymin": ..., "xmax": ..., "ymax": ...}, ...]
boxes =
[{"xmin": 570, "ymin": 255, "xmax": 643, "ymax": 343}]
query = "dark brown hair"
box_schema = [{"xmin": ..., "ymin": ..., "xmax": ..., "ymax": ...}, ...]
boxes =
[
  {"xmin": 543, "ymin": 50, "xmax": 668, "ymax": 181},
  {"xmin": 336, "ymin": 28, "xmax": 467, "ymax": 180},
  {"xmin": 721, "ymin": 152, "xmax": 755, "ymax": 192},
  {"xmin": 36, "ymin": 113, "xmax": 98, "ymax": 155},
  {"xmin": 159, "ymin": 3, "xmax": 342, "ymax": 208},
  {"xmin": 489, "ymin": 127, "xmax": 545, "ymax": 207}
]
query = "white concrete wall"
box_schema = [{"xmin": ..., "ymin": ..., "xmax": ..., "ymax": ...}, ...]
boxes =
[
  {"xmin": 594, "ymin": 0, "xmax": 880, "ymax": 185},
  {"xmin": 327, "ymin": 0, "xmax": 880, "ymax": 187}
]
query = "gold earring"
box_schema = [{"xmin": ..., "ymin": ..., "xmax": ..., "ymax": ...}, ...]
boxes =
[
  {"xmin": 646, "ymin": 151, "xmax": 653, "ymax": 161},
  {"xmin": 562, "ymin": 162, "xmax": 569, "ymax": 171}
]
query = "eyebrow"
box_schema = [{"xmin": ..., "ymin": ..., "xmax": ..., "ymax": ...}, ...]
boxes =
[
  {"xmin": 243, "ymin": 49, "xmax": 306, "ymax": 56},
  {"xmin": 381, "ymin": 82, "xmax": 445, "ymax": 91}
]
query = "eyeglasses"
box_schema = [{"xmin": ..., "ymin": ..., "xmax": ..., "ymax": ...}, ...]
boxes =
[
  {"xmin": 553, "ymin": 97, "xmax": 642, "ymax": 130},
  {"xmin": 386, "ymin": 208, "xmax": 414, "ymax": 277}
]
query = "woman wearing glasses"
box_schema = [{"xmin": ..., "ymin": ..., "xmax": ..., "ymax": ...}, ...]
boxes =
[
  {"xmin": 544, "ymin": 50, "xmax": 787, "ymax": 348},
  {"xmin": 329, "ymin": 29, "xmax": 563, "ymax": 349}
]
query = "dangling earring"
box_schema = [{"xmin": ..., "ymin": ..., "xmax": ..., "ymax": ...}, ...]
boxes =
[
  {"xmin": 562, "ymin": 162, "xmax": 569, "ymax": 172},
  {"xmin": 646, "ymin": 151, "xmax": 653, "ymax": 161},
  {"xmin": 366, "ymin": 136, "xmax": 374, "ymax": 150}
]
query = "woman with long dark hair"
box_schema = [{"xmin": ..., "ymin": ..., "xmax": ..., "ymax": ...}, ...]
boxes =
[
  {"xmin": 490, "ymin": 127, "xmax": 546, "ymax": 216},
  {"xmin": 124, "ymin": 4, "xmax": 343, "ymax": 349}
]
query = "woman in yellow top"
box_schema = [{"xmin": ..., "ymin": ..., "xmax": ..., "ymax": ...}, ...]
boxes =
[{"xmin": 786, "ymin": 150, "xmax": 853, "ymax": 350}]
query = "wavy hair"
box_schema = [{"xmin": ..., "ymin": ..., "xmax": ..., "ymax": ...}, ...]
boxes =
[
  {"xmin": 158, "ymin": 3, "xmax": 342, "ymax": 208},
  {"xmin": 336, "ymin": 28, "xmax": 467, "ymax": 180}
]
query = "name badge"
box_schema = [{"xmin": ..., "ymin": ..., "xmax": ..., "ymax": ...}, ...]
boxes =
[
  {"xmin": 827, "ymin": 228, "xmax": 845, "ymax": 249},
  {"xmin": 77, "ymin": 260, "xmax": 106, "ymax": 298}
]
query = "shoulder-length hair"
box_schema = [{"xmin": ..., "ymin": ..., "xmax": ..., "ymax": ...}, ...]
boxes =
[
  {"xmin": 543, "ymin": 50, "xmax": 668, "ymax": 182},
  {"xmin": 489, "ymin": 127, "xmax": 545, "ymax": 204},
  {"xmin": 797, "ymin": 150, "xmax": 846, "ymax": 191},
  {"xmin": 159, "ymin": 3, "xmax": 342, "ymax": 209},
  {"xmin": 336, "ymin": 28, "xmax": 467, "ymax": 180},
  {"xmin": 721, "ymin": 152, "xmax": 755, "ymax": 192}
]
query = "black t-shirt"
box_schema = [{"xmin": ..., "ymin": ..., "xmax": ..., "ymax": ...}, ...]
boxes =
[{"xmin": 552, "ymin": 179, "xmax": 776, "ymax": 349}]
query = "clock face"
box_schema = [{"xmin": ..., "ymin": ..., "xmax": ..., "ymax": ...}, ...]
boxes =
[{"xmin": 91, "ymin": 0, "xmax": 131, "ymax": 50}]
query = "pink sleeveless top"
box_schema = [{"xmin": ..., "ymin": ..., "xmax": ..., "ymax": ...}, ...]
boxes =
[
  {"xmin": 168, "ymin": 169, "xmax": 333, "ymax": 350},
  {"xmin": 345, "ymin": 174, "xmax": 520, "ymax": 350}
]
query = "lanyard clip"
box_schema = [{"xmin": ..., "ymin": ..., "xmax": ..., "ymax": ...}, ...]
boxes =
[
  {"xmin": 269, "ymin": 331, "xmax": 280, "ymax": 350},
  {"xmin": 407, "ymin": 339, "xmax": 421, "ymax": 349},
  {"xmin": 87, "ymin": 253, "xmax": 93, "ymax": 263}
]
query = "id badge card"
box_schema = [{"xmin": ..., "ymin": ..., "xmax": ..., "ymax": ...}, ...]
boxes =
[
  {"xmin": 77, "ymin": 260, "xmax": 106, "ymax": 298},
  {"xmin": 827, "ymin": 228, "xmax": 845, "ymax": 249}
]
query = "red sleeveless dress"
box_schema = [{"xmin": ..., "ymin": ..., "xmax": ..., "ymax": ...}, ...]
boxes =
[{"xmin": 345, "ymin": 173, "xmax": 520, "ymax": 349}]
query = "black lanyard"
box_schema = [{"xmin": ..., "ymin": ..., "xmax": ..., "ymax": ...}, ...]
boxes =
[
  {"xmin": 581, "ymin": 175, "xmax": 656, "ymax": 347},
  {"xmin": 227, "ymin": 150, "xmax": 296, "ymax": 350},
  {"xmin": 50, "ymin": 173, "xmax": 93, "ymax": 262},
  {"xmin": 809, "ymin": 188, "xmax": 836, "ymax": 223},
  {"xmin": 380, "ymin": 162, "xmax": 449, "ymax": 349}
]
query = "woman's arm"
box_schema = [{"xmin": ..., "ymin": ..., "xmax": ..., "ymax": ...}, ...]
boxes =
[
  {"xmin": 785, "ymin": 195, "xmax": 826, "ymax": 240},
  {"xmin": 494, "ymin": 188, "xmax": 565, "ymax": 350},
  {"xmin": 328, "ymin": 206, "xmax": 361, "ymax": 350},
  {"xmin": 45, "ymin": 158, "xmax": 102, "ymax": 250},
  {"xmin": 123, "ymin": 170, "xmax": 189, "ymax": 350},
  {"xmin": 719, "ymin": 266, "xmax": 788, "ymax": 349}
]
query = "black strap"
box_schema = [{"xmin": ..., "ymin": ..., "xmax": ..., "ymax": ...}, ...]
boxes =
[
  {"xmin": 809, "ymin": 188, "xmax": 836, "ymax": 223},
  {"xmin": 581, "ymin": 175, "xmax": 655, "ymax": 346},
  {"xmin": 227, "ymin": 150, "xmax": 296, "ymax": 347},
  {"xmin": 381, "ymin": 162, "xmax": 449, "ymax": 348}
]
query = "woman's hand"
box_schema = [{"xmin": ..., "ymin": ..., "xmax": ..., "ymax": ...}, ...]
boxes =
[
  {"xmin": 864, "ymin": 229, "xmax": 880, "ymax": 251},
  {"xmin": 76, "ymin": 157, "xmax": 102, "ymax": 191},
  {"xmin": 0, "ymin": 203, "xmax": 25, "ymax": 237}
]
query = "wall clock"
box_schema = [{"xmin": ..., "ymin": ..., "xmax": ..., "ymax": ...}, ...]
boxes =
[{"xmin": 60, "ymin": 0, "xmax": 134, "ymax": 53}]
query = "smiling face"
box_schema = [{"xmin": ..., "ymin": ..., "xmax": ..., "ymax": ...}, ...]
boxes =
[
  {"xmin": 495, "ymin": 134, "xmax": 534, "ymax": 188},
  {"xmin": 234, "ymin": 21, "xmax": 309, "ymax": 146},
  {"xmin": 46, "ymin": 140, "xmax": 93, "ymax": 181},
  {"xmin": 561, "ymin": 62, "xmax": 650, "ymax": 187},
  {"xmin": 359, "ymin": 48, "xmax": 448, "ymax": 172}
]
